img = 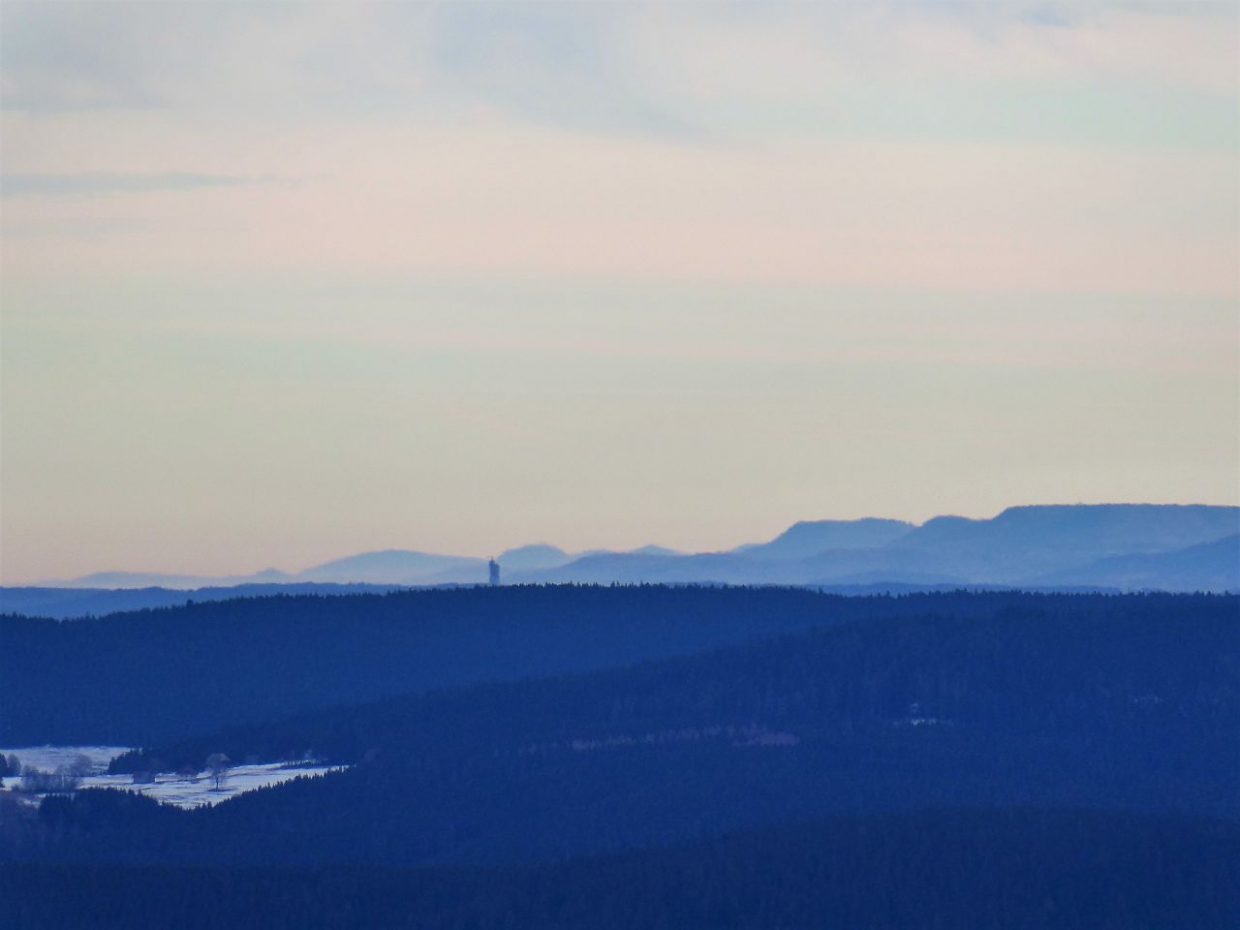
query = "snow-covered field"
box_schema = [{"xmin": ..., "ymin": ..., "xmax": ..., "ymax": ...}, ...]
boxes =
[
  {"xmin": 0, "ymin": 746, "xmax": 343, "ymax": 809},
  {"xmin": 0, "ymin": 745, "xmax": 128, "ymax": 774}
]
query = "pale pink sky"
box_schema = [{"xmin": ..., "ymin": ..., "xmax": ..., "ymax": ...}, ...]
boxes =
[{"xmin": 1, "ymin": 2, "xmax": 1237, "ymax": 582}]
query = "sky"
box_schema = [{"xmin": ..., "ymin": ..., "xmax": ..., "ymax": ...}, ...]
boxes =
[{"xmin": 1, "ymin": 1, "xmax": 1237, "ymax": 583}]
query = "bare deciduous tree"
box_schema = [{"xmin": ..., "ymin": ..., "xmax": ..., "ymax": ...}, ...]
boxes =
[{"xmin": 205, "ymin": 753, "xmax": 230, "ymax": 791}]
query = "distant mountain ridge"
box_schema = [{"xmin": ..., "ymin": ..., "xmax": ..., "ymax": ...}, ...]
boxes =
[
  {"xmin": 1035, "ymin": 534, "xmax": 1240, "ymax": 591},
  {"xmin": 297, "ymin": 550, "xmax": 482, "ymax": 585},
  {"xmin": 496, "ymin": 544, "xmax": 572, "ymax": 572},
  {"xmin": 738, "ymin": 518, "xmax": 915, "ymax": 560},
  {"xmin": 11, "ymin": 505, "xmax": 1237, "ymax": 611}
]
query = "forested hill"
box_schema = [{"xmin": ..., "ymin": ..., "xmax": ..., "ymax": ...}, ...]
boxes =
[
  {"xmin": 1, "ymin": 586, "xmax": 1091, "ymax": 746},
  {"xmin": 10, "ymin": 591, "xmax": 1235, "ymax": 872},
  {"xmin": 111, "ymin": 590, "xmax": 1240, "ymax": 777},
  {"xmin": 0, "ymin": 582, "xmax": 411, "ymax": 622}
]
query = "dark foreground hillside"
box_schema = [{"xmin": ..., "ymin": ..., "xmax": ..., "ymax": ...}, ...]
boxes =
[
  {"xmin": 3, "ymin": 589, "xmax": 1237, "ymax": 928},
  {"xmin": 5, "ymin": 809, "xmax": 1237, "ymax": 930}
]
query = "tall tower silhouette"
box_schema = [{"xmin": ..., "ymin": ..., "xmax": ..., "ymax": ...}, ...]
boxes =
[{"xmin": 488, "ymin": 558, "xmax": 501, "ymax": 587}]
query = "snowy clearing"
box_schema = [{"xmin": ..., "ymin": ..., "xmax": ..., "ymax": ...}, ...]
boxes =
[{"xmin": 1, "ymin": 746, "xmax": 344, "ymax": 809}]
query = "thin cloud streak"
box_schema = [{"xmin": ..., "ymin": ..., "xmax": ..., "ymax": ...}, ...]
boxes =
[{"xmin": 1, "ymin": 172, "xmax": 264, "ymax": 197}]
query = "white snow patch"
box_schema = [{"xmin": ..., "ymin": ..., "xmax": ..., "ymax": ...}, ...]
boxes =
[
  {"xmin": 1, "ymin": 746, "xmax": 344, "ymax": 810},
  {"xmin": 77, "ymin": 762, "xmax": 344, "ymax": 808}
]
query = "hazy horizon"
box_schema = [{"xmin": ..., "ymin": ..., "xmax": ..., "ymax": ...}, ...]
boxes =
[
  {"xmin": 4, "ymin": 499, "xmax": 1235, "ymax": 586},
  {"xmin": 3, "ymin": 2, "xmax": 1237, "ymax": 584}
]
